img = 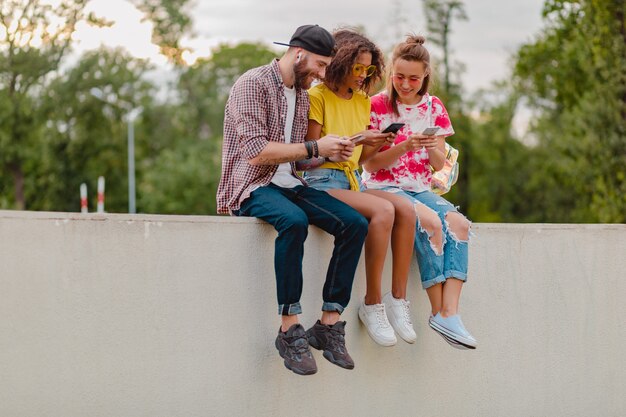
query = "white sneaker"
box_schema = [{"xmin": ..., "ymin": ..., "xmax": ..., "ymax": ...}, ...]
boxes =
[
  {"xmin": 358, "ymin": 300, "xmax": 397, "ymax": 346},
  {"xmin": 383, "ymin": 292, "xmax": 417, "ymax": 343}
]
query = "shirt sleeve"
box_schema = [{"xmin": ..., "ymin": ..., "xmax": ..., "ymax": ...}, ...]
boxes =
[
  {"xmin": 308, "ymin": 87, "xmax": 325, "ymax": 126},
  {"xmin": 431, "ymin": 96, "xmax": 455, "ymax": 137},
  {"xmin": 369, "ymin": 94, "xmax": 384, "ymax": 130},
  {"xmin": 228, "ymin": 76, "xmax": 271, "ymax": 160}
]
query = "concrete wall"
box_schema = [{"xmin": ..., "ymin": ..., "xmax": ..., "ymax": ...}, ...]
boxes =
[{"xmin": 0, "ymin": 210, "xmax": 625, "ymax": 417}]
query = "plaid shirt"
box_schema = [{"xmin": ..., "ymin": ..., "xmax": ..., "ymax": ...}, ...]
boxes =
[{"xmin": 217, "ymin": 59, "xmax": 309, "ymax": 214}]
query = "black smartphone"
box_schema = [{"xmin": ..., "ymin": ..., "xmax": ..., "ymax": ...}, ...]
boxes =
[{"xmin": 381, "ymin": 123, "xmax": 405, "ymax": 134}]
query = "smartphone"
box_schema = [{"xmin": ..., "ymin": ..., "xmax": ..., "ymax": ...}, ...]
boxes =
[
  {"xmin": 350, "ymin": 134, "xmax": 366, "ymax": 144},
  {"xmin": 422, "ymin": 127, "xmax": 440, "ymax": 136},
  {"xmin": 381, "ymin": 123, "xmax": 405, "ymax": 134}
]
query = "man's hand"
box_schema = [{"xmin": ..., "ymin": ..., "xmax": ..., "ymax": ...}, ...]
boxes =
[
  {"xmin": 317, "ymin": 134, "xmax": 354, "ymax": 161},
  {"xmin": 357, "ymin": 130, "xmax": 394, "ymax": 147}
]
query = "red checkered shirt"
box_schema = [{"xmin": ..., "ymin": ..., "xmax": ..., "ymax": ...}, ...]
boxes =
[{"xmin": 217, "ymin": 59, "xmax": 309, "ymax": 214}]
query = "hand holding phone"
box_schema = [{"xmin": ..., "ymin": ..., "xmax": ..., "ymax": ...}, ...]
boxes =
[
  {"xmin": 422, "ymin": 127, "xmax": 440, "ymax": 136},
  {"xmin": 350, "ymin": 134, "xmax": 366, "ymax": 144},
  {"xmin": 382, "ymin": 123, "xmax": 405, "ymax": 134}
]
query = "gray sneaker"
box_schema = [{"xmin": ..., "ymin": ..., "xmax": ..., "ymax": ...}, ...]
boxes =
[
  {"xmin": 306, "ymin": 320, "xmax": 354, "ymax": 370},
  {"xmin": 275, "ymin": 324, "xmax": 317, "ymax": 375}
]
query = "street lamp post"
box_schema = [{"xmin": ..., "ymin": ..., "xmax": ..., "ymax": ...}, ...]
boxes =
[
  {"xmin": 90, "ymin": 88, "xmax": 142, "ymax": 214},
  {"xmin": 126, "ymin": 107, "xmax": 142, "ymax": 214}
]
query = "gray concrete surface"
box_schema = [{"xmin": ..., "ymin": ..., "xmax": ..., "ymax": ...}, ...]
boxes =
[{"xmin": 0, "ymin": 210, "xmax": 625, "ymax": 417}]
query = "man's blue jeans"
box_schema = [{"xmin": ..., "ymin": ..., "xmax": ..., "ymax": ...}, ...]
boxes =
[{"xmin": 236, "ymin": 184, "xmax": 368, "ymax": 315}]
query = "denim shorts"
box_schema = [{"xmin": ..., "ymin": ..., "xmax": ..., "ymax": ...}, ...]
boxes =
[{"xmin": 303, "ymin": 168, "xmax": 366, "ymax": 192}]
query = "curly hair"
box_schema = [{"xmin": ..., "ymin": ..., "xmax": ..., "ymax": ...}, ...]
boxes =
[
  {"xmin": 323, "ymin": 28, "xmax": 385, "ymax": 95},
  {"xmin": 386, "ymin": 34, "xmax": 431, "ymax": 116}
]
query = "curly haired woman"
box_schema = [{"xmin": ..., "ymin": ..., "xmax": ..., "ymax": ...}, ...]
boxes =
[{"xmin": 303, "ymin": 29, "xmax": 417, "ymax": 347}]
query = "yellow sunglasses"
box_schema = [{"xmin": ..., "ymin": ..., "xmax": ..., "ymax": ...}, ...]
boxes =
[{"xmin": 352, "ymin": 63, "xmax": 376, "ymax": 78}]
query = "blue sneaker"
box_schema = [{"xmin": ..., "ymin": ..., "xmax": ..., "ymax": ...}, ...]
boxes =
[
  {"xmin": 429, "ymin": 313, "xmax": 477, "ymax": 349},
  {"xmin": 429, "ymin": 315, "xmax": 472, "ymax": 350}
]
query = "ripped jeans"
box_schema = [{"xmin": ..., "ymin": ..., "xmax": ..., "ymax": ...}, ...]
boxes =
[{"xmin": 379, "ymin": 187, "xmax": 471, "ymax": 289}]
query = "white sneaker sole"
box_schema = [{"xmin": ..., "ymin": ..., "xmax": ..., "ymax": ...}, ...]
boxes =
[
  {"xmin": 358, "ymin": 308, "xmax": 397, "ymax": 347},
  {"xmin": 395, "ymin": 330, "xmax": 417, "ymax": 344},
  {"xmin": 429, "ymin": 318, "xmax": 477, "ymax": 348},
  {"xmin": 388, "ymin": 319, "xmax": 416, "ymax": 344}
]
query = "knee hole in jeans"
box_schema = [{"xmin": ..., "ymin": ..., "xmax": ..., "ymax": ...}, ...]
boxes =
[
  {"xmin": 414, "ymin": 202, "xmax": 444, "ymax": 256},
  {"xmin": 445, "ymin": 212, "xmax": 470, "ymax": 242}
]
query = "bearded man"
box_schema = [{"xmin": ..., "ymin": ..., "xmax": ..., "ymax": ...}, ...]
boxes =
[{"xmin": 217, "ymin": 25, "xmax": 368, "ymax": 375}]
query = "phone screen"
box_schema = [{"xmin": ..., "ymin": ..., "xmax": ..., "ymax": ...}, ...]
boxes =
[{"xmin": 382, "ymin": 123, "xmax": 405, "ymax": 134}]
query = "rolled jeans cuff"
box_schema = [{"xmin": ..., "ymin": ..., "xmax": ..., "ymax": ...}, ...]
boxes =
[
  {"xmin": 278, "ymin": 302, "xmax": 302, "ymax": 316},
  {"xmin": 322, "ymin": 302, "xmax": 345, "ymax": 314},
  {"xmin": 421, "ymin": 274, "xmax": 447, "ymax": 290},
  {"xmin": 444, "ymin": 270, "xmax": 468, "ymax": 282}
]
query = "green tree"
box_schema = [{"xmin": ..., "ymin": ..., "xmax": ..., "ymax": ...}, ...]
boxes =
[
  {"xmin": 32, "ymin": 48, "xmax": 153, "ymax": 212},
  {"xmin": 176, "ymin": 43, "xmax": 279, "ymax": 140},
  {"xmin": 138, "ymin": 43, "xmax": 278, "ymax": 214},
  {"xmin": 514, "ymin": 0, "xmax": 626, "ymax": 222},
  {"xmin": 422, "ymin": 0, "xmax": 468, "ymax": 97},
  {"xmin": 422, "ymin": 0, "xmax": 473, "ymax": 212},
  {"xmin": 0, "ymin": 0, "xmax": 90, "ymax": 209},
  {"xmin": 131, "ymin": 0, "xmax": 192, "ymax": 65},
  {"xmin": 0, "ymin": 0, "xmax": 192, "ymax": 210},
  {"xmin": 465, "ymin": 84, "xmax": 537, "ymax": 222}
]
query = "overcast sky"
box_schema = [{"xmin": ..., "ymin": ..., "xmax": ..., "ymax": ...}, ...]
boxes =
[
  {"xmin": 74, "ymin": 0, "xmax": 547, "ymax": 94},
  {"xmin": 188, "ymin": 0, "xmax": 547, "ymax": 92}
]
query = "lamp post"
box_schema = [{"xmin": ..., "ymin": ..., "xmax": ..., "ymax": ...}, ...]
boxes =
[{"xmin": 90, "ymin": 88, "xmax": 142, "ymax": 214}]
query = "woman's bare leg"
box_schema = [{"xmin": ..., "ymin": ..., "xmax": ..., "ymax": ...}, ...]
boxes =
[
  {"xmin": 440, "ymin": 212, "xmax": 471, "ymax": 316},
  {"xmin": 327, "ymin": 189, "xmax": 394, "ymax": 305},
  {"xmin": 365, "ymin": 189, "xmax": 416, "ymax": 299},
  {"xmin": 414, "ymin": 202, "xmax": 444, "ymax": 314}
]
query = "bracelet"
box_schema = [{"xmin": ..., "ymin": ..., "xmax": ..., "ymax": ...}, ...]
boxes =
[
  {"xmin": 304, "ymin": 141, "xmax": 313, "ymax": 159},
  {"xmin": 312, "ymin": 140, "xmax": 319, "ymax": 158}
]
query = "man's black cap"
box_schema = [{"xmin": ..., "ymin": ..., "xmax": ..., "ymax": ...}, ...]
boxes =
[{"xmin": 273, "ymin": 24, "xmax": 335, "ymax": 57}]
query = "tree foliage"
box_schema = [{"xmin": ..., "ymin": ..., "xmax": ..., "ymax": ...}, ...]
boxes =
[
  {"xmin": 1, "ymin": 0, "xmax": 624, "ymax": 222},
  {"xmin": 138, "ymin": 43, "xmax": 278, "ymax": 215},
  {"xmin": 0, "ymin": 0, "xmax": 193, "ymax": 210},
  {"xmin": 513, "ymin": 0, "xmax": 626, "ymax": 222},
  {"xmin": 422, "ymin": 0, "xmax": 467, "ymax": 97},
  {"xmin": 422, "ymin": 0, "xmax": 473, "ymax": 211}
]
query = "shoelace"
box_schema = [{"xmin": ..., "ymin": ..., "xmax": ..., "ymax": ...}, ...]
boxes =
[
  {"xmin": 284, "ymin": 334, "xmax": 310, "ymax": 355},
  {"xmin": 325, "ymin": 327, "xmax": 346, "ymax": 353},
  {"xmin": 400, "ymin": 300, "xmax": 413, "ymax": 326},
  {"xmin": 374, "ymin": 304, "xmax": 391, "ymax": 328}
]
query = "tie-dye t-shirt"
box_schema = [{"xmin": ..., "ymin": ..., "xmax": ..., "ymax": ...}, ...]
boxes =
[{"xmin": 362, "ymin": 92, "xmax": 454, "ymax": 193}]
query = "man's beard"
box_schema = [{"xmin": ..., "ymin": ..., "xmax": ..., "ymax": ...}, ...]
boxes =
[{"xmin": 293, "ymin": 57, "xmax": 315, "ymax": 90}]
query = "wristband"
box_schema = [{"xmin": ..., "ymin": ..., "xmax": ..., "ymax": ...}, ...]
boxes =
[
  {"xmin": 312, "ymin": 140, "xmax": 319, "ymax": 158},
  {"xmin": 304, "ymin": 141, "xmax": 313, "ymax": 159}
]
